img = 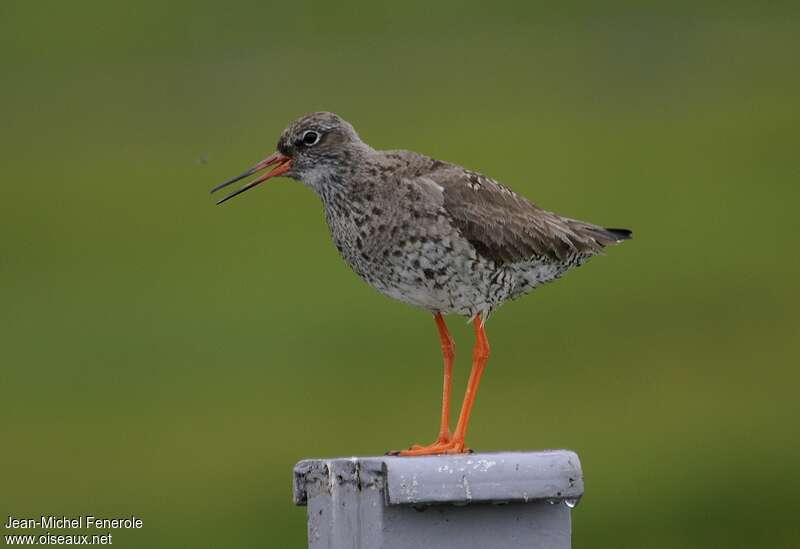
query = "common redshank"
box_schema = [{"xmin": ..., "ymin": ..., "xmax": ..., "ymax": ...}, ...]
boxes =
[{"xmin": 212, "ymin": 112, "xmax": 631, "ymax": 456}]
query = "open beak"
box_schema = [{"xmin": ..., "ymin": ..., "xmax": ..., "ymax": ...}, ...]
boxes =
[{"xmin": 210, "ymin": 152, "xmax": 292, "ymax": 205}]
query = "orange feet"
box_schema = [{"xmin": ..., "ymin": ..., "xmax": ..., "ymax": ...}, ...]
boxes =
[
  {"xmin": 389, "ymin": 438, "xmax": 466, "ymax": 456},
  {"xmin": 410, "ymin": 431, "xmax": 451, "ymax": 450},
  {"xmin": 388, "ymin": 432, "xmax": 473, "ymax": 456}
]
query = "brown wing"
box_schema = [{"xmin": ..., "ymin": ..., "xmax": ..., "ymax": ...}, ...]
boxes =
[{"xmin": 430, "ymin": 166, "xmax": 628, "ymax": 265}]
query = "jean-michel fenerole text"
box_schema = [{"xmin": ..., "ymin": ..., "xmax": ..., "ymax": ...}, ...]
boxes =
[{"xmin": 4, "ymin": 515, "xmax": 143, "ymax": 529}]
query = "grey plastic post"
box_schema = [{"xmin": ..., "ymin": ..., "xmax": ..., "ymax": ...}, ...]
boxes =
[{"xmin": 293, "ymin": 450, "xmax": 584, "ymax": 549}]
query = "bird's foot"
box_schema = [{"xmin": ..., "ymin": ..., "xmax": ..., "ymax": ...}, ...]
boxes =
[
  {"xmin": 387, "ymin": 436, "xmax": 472, "ymax": 456},
  {"xmin": 410, "ymin": 431, "xmax": 451, "ymax": 450}
]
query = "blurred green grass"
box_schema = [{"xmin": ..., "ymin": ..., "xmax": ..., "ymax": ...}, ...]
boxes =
[{"xmin": 1, "ymin": 1, "xmax": 798, "ymax": 547}]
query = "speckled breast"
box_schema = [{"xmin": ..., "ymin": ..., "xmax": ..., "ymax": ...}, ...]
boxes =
[{"xmin": 324, "ymin": 203, "xmax": 538, "ymax": 317}]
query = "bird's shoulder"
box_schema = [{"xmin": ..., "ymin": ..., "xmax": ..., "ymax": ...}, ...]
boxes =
[{"xmin": 364, "ymin": 149, "xmax": 450, "ymax": 207}]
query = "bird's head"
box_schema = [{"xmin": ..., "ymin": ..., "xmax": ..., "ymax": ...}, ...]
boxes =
[{"xmin": 211, "ymin": 111, "xmax": 368, "ymax": 204}]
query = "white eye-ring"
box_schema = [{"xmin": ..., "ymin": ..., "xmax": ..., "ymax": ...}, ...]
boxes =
[{"xmin": 301, "ymin": 130, "xmax": 320, "ymax": 146}]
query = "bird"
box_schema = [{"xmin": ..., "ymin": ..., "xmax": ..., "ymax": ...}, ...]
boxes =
[{"xmin": 211, "ymin": 111, "xmax": 631, "ymax": 456}]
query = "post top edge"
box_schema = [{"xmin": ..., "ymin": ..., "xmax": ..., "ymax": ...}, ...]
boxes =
[{"xmin": 293, "ymin": 450, "xmax": 584, "ymax": 507}]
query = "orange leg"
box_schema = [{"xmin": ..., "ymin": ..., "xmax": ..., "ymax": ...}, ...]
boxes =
[
  {"xmin": 390, "ymin": 313, "xmax": 455, "ymax": 455},
  {"xmin": 417, "ymin": 313, "xmax": 455, "ymax": 446},
  {"xmin": 393, "ymin": 314, "xmax": 490, "ymax": 456},
  {"xmin": 433, "ymin": 312, "xmax": 455, "ymax": 443}
]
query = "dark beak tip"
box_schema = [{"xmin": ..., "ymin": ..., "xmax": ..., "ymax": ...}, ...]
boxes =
[
  {"xmin": 211, "ymin": 153, "xmax": 291, "ymax": 204},
  {"xmin": 210, "ymin": 166, "xmax": 259, "ymax": 195}
]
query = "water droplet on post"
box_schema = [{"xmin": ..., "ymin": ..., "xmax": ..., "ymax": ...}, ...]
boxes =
[{"xmin": 564, "ymin": 498, "xmax": 579, "ymax": 509}]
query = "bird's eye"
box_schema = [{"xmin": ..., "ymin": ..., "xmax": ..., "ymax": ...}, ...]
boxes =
[{"xmin": 301, "ymin": 130, "xmax": 320, "ymax": 146}]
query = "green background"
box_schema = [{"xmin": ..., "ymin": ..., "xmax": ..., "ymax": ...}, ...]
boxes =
[{"xmin": 2, "ymin": 2, "xmax": 798, "ymax": 547}]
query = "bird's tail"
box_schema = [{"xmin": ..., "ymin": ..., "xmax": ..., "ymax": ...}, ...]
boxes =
[
  {"xmin": 581, "ymin": 225, "xmax": 633, "ymax": 247},
  {"xmin": 603, "ymin": 227, "xmax": 633, "ymax": 242}
]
